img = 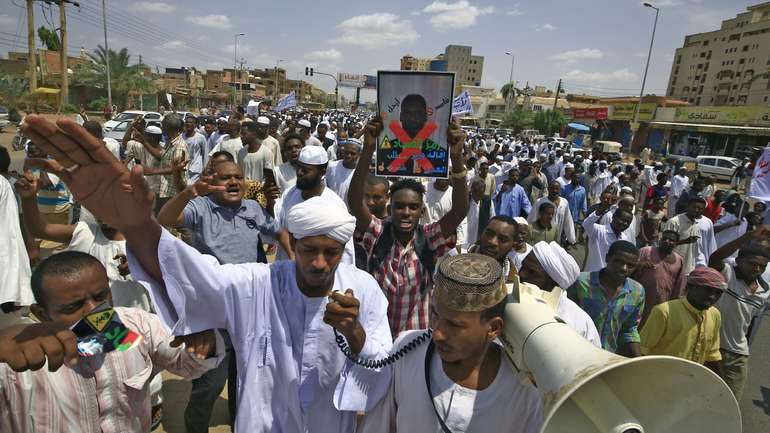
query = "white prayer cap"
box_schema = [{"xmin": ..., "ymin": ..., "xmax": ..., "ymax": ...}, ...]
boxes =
[
  {"xmin": 342, "ymin": 137, "xmax": 362, "ymax": 149},
  {"xmin": 145, "ymin": 125, "xmax": 162, "ymax": 135},
  {"xmin": 216, "ymin": 117, "xmax": 228, "ymax": 122},
  {"xmin": 257, "ymin": 116, "xmax": 270, "ymax": 125},
  {"xmin": 531, "ymin": 241, "xmax": 580, "ymax": 289},
  {"xmin": 478, "ymin": 156, "xmax": 488, "ymax": 165},
  {"xmin": 287, "ymin": 196, "xmax": 356, "ymax": 245},
  {"xmin": 298, "ymin": 145, "xmax": 328, "ymax": 165},
  {"xmin": 241, "ymin": 117, "xmax": 254, "ymax": 124},
  {"xmin": 495, "ymin": 155, "xmax": 503, "ymax": 161},
  {"xmin": 564, "ymin": 163, "xmax": 575, "ymax": 169},
  {"xmin": 298, "ymin": 119, "xmax": 312, "ymax": 128},
  {"xmin": 513, "ymin": 216, "xmax": 529, "ymax": 226}
]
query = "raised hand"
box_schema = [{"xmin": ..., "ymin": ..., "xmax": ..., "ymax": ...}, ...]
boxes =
[
  {"xmin": 447, "ymin": 122, "xmax": 466, "ymax": 155},
  {"xmin": 20, "ymin": 115, "xmax": 154, "ymax": 232},
  {"xmin": 170, "ymin": 329, "xmax": 217, "ymax": 360},
  {"xmin": 363, "ymin": 116, "xmax": 383, "ymax": 153},
  {"xmin": 191, "ymin": 175, "xmax": 225, "ymax": 197},
  {"xmin": 0, "ymin": 322, "xmax": 78, "ymax": 372},
  {"xmin": 14, "ymin": 169, "xmax": 39, "ymax": 199},
  {"xmin": 114, "ymin": 254, "xmax": 129, "ymax": 277},
  {"xmin": 324, "ymin": 289, "xmax": 362, "ymax": 337}
]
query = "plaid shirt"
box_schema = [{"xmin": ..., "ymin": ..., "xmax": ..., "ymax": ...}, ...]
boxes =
[
  {"xmin": 568, "ymin": 271, "xmax": 645, "ymax": 353},
  {"xmin": 357, "ymin": 216, "xmax": 453, "ymax": 338},
  {"xmin": 158, "ymin": 134, "xmax": 187, "ymax": 198}
]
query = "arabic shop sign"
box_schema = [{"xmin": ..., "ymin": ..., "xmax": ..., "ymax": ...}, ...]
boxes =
[
  {"xmin": 674, "ymin": 106, "xmax": 770, "ymax": 127},
  {"xmin": 608, "ymin": 103, "xmax": 657, "ymax": 121}
]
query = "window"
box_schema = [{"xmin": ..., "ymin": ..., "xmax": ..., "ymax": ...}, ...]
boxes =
[
  {"xmin": 676, "ymin": 55, "xmax": 682, "ymax": 64},
  {"xmin": 670, "ymin": 86, "xmax": 676, "ymax": 94},
  {"xmin": 700, "ymin": 52, "xmax": 706, "ymax": 58},
  {"xmin": 697, "ymin": 63, "xmax": 703, "ymax": 69},
  {"xmin": 740, "ymin": 58, "xmax": 745, "ymax": 64},
  {"xmin": 717, "ymin": 159, "xmax": 736, "ymax": 169},
  {"xmin": 743, "ymin": 45, "xmax": 749, "ymax": 51},
  {"xmin": 696, "ymin": 97, "xmax": 701, "ymax": 105},
  {"xmin": 672, "ymin": 77, "xmax": 677, "ymax": 85},
  {"xmin": 700, "ymin": 158, "xmax": 716, "ymax": 166},
  {"xmin": 703, "ymin": 40, "xmax": 709, "ymax": 46},
  {"xmin": 675, "ymin": 66, "xmax": 680, "ymax": 75}
]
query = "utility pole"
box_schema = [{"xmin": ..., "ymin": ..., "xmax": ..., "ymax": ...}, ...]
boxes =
[
  {"xmin": 101, "ymin": 0, "xmax": 112, "ymax": 112},
  {"xmin": 27, "ymin": 0, "xmax": 37, "ymax": 92},
  {"xmin": 552, "ymin": 78, "xmax": 562, "ymax": 111},
  {"xmin": 238, "ymin": 58, "xmax": 245, "ymax": 106},
  {"xmin": 138, "ymin": 55, "xmax": 144, "ymax": 110},
  {"xmin": 58, "ymin": 0, "xmax": 79, "ymax": 111}
]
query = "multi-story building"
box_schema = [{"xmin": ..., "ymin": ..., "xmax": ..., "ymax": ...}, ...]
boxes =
[
  {"xmin": 666, "ymin": 2, "xmax": 770, "ymax": 106},
  {"xmin": 400, "ymin": 55, "xmax": 433, "ymax": 71},
  {"xmin": 443, "ymin": 45, "xmax": 484, "ymax": 93}
]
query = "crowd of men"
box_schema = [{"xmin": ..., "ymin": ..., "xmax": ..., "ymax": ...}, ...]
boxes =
[{"xmin": 0, "ymin": 103, "xmax": 768, "ymax": 433}]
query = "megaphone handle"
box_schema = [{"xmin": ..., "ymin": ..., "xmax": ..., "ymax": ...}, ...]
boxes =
[{"xmin": 333, "ymin": 328, "xmax": 432, "ymax": 369}]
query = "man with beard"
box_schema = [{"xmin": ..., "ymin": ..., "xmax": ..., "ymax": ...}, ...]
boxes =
[
  {"xmin": 327, "ymin": 138, "xmax": 361, "ymax": 204},
  {"xmin": 299, "ymin": 118, "xmax": 324, "ymax": 147},
  {"xmin": 663, "ymin": 196, "xmax": 717, "ymax": 275},
  {"xmin": 237, "ymin": 118, "xmax": 275, "ymax": 183},
  {"xmin": 359, "ymin": 254, "xmax": 543, "ymax": 433},
  {"xmin": 582, "ymin": 203, "xmax": 635, "ymax": 273},
  {"xmin": 274, "ymin": 133, "xmax": 303, "ymax": 193},
  {"xmin": 183, "ymin": 115, "xmax": 207, "ymax": 184},
  {"xmin": 277, "ymin": 145, "xmax": 355, "ymax": 263},
  {"xmin": 632, "ymin": 230, "xmax": 686, "ymax": 326},
  {"xmin": 18, "ymin": 114, "xmax": 394, "ymax": 433},
  {"xmin": 349, "ymin": 117, "xmax": 468, "ymax": 337},
  {"xmin": 569, "ymin": 240, "xmax": 644, "ymax": 356}
]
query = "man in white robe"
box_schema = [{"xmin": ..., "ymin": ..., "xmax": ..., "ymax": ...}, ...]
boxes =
[
  {"xmin": 459, "ymin": 178, "xmax": 495, "ymax": 252},
  {"xmin": 663, "ymin": 196, "xmax": 717, "ymax": 275},
  {"xmin": 19, "ymin": 115, "xmax": 394, "ymax": 433},
  {"xmin": 325, "ymin": 138, "xmax": 360, "ymax": 205},
  {"xmin": 359, "ymin": 254, "xmax": 543, "ymax": 433},
  {"xmin": 0, "ymin": 175, "xmax": 33, "ymax": 328},
  {"xmin": 669, "ymin": 168, "xmax": 690, "ymax": 218},
  {"xmin": 509, "ymin": 217, "xmax": 532, "ymax": 270},
  {"xmin": 527, "ymin": 180, "xmax": 576, "ymax": 245},
  {"xmin": 421, "ymin": 179, "xmax": 453, "ymax": 225}
]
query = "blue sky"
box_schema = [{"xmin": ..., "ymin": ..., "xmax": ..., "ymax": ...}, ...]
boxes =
[{"xmin": 0, "ymin": 0, "xmax": 753, "ymax": 102}]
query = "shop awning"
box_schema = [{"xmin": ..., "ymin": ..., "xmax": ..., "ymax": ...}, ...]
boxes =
[{"xmin": 648, "ymin": 121, "xmax": 770, "ymax": 136}]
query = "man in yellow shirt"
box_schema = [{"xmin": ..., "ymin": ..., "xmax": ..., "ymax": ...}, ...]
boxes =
[{"xmin": 640, "ymin": 266, "xmax": 726, "ymax": 375}]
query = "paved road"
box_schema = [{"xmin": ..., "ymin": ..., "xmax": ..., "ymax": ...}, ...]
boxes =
[{"xmin": 4, "ymin": 125, "xmax": 770, "ymax": 432}]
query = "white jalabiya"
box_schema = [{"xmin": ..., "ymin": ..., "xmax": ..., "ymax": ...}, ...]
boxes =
[
  {"xmin": 0, "ymin": 177, "xmax": 33, "ymax": 316},
  {"xmin": 325, "ymin": 161, "xmax": 355, "ymax": 205},
  {"xmin": 508, "ymin": 243, "xmax": 532, "ymax": 271},
  {"xmin": 662, "ymin": 214, "xmax": 717, "ymax": 275},
  {"xmin": 421, "ymin": 182, "xmax": 453, "ymax": 225},
  {"xmin": 458, "ymin": 198, "xmax": 495, "ymax": 251},
  {"xmin": 527, "ymin": 196, "xmax": 576, "ymax": 244},
  {"xmin": 129, "ymin": 230, "xmax": 393, "ymax": 433},
  {"xmin": 715, "ymin": 213, "xmax": 747, "ymax": 259},
  {"xmin": 275, "ymin": 161, "xmax": 298, "ymax": 193},
  {"xmin": 359, "ymin": 330, "xmax": 543, "ymax": 433},
  {"xmin": 669, "ymin": 175, "xmax": 690, "ymax": 217},
  {"xmin": 582, "ymin": 211, "xmax": 635, "ymax": 273}
]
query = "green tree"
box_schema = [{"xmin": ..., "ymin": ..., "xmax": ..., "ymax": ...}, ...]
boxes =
[
  {"xmin": 0, "ymin": 74, "xmax": 30, "ymax": 121},
  {"xmin": 501, "ymin": 106, "xmax": 532, "ymax": 133},
  {"xmin": 533, "ymin": 109, "xmax": 566, "ymax": 136},
  {"xmin": 72, "ymin": 45, "xmax": 155, "ymax": 108},
  {"xmin": 37, "ymin": 26, "xmax": 60, "ymax": 51},
  {"xmin": 500, "ymin": 82, "xmax": 519, "ymax": 112}
]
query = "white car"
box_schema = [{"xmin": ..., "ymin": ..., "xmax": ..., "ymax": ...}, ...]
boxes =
[
  {"xmin": 103, "ymin": 120, "xmax": 132, "ymax": 144},
  {"xmin": 696, "ymin": 155, "xmax": 741, "ymax": 182},
  {"xmin": 0, "ymin": 106, "xmax": 10, "ymax": 132},
  {"xmin": 104, "ymin": 110, "xmax": 162, "ymax": 132}
]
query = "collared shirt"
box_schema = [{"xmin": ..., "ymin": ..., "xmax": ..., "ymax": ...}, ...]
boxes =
[
  {"xmin": 356, "ymin": 216, "xmax": 453, "ymax": 337},
  {"xmin": 640, "ymin": 298, "xmax": 721, "ymax": 364},
  {"xmin": 582, "ymin": 211, "xmax": 635, "ymax": 273},
  {"xmin": 632, "ymin": 247, "xmax": 686, "ymax": 326},
  {"xmin": 183, "ymin": 195, "xmax": 278, "ymax": 265},
  {"xmin": 183, "ymin": 131, "xmax": 207, "ymax": 184},
  {"xmin": 568, "ymin": 272, "xmax": 645, "ymax": 353},
  {"xmin": 496, "ymin": 184, "xmax": 532, "ymax": 218},
  {"xmin": 561, "ymin": 183, "xmax": 588, "ymax": 223},
  {"xmin": 662, "ymin": 214, "xmax": 717, "ymax": 275},
  {"xmin": 158, "ymin": 134, "xmax": 187, "ymax": 198},
  {"xmin": 128, "ymin": 232, "xmax": 393, "ymax": 433},
  {"xmin": 0, "ymin": 307, "xmax": 223, "ymax": 433},
  {"xmin": 716, "ymin": 263, "xmax": 770, "ymax": 356}
]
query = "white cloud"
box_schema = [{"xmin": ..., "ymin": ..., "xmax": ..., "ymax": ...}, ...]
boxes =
[
  {"xmin": 532, "ymin": 23, "xmax": 556, "ymax": 32},
  {"xmin": 506, "ymin": 9, "xmax": 524, "ymax": 16},
  {"xmin": 158, "ymin": 40, "xmax": 187, "ymax": 50},
  {"xmin": 332, "ymin": 13, "xmax": 419, "ymax": 49},
  {"xmin": 549, "ymin": 48, "xmax": 604, "ymax": 63},
  {"xmin": 653, "ymin": 0, "xmax": 680, "ymax": 6},
  {"xmin": 564, "ymin": 68, "xmax": 638, "ymax": 83},
  {"xmin": 185, "ymin": 14, "xmax": 232, "ymax": 29},
  {"xmin": 410, "ymin": 10, "xmax": 421, "ymax": 16},
  {"xmin": 305, "ymin": 49, "xmax": 343, "ymax": 62},
  {"xmin": 422, "ymin": 1, "xmax": 494, "ymax": 30},
  {"xmin": 132, "ymin": 2, "xmax": 176, "ymax": 13},
  {"xmin": 0, "ymin": 14, "xmax": 15, "ymax": 28}
]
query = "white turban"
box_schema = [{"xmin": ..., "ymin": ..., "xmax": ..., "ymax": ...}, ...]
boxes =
[
  {"xmin": 513, "ymin": 217, "xmax": 528, "ymax": 226},
  {"xmin": 531, "ymin": 241, "xmax": 580, "ymax": 289},
  {"xmin": 286, "ymin": 197, "xmax": 356, "ymax": 245}
]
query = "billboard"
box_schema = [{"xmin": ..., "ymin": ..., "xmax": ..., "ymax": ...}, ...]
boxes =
[
  {"xmin": 608, "ymin": 103, "xmax": 657, "ymax": 121},
  {"xmin": 673, "ymin": 106, "xmax": 770, "ymax": 127},
  {"xmin": 571, "ymin": 107, "xmax": 608, "ymax": 120},
  {"xmin": 363, "ymin": 75, "xmax": 377, "ymax": 89},
  {"xmin": 338, "ymin": 73, "xmax": 366, "ymax": 88}
]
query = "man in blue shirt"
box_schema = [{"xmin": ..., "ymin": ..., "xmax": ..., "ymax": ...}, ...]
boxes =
[
  {"xmin": 495, "ymin": 168, "xmax": 532, "ymax": 218},
  {"xmin": 561, "ymin": 174, "xmax": 588, "ymax": 225}
]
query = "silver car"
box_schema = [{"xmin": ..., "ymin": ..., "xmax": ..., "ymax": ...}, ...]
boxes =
[
  {"xmin": 696, "ymin": 155, "xmax": 741, "ymax": 182},
  {"xmin": 103, "ymin": 120, "xmax": 132, "ymax": 144}
]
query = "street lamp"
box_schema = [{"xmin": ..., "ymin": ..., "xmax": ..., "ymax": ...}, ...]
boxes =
[
  {"xmin": 233, "ymin": 33, "xmax": 245, "ymax": 107},
  {"xmin": 631, "ymin": 2, "xmax": 660, "ymax": 149},
  {"xmin": 505, "ymin": 52, "xmax": 515, "ymax": 111}
]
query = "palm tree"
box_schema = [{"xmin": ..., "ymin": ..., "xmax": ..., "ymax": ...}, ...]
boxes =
[
  {"xmin": 534, "ymin": 109, "xmax": 567, "ymax": 136},
  {"xmin": 72, "ymin": 45, "xmax": 155, "ymax": 109},
  {"xmin": 501, "ymin": 82, "xmax": 518, "ymax": 112}
]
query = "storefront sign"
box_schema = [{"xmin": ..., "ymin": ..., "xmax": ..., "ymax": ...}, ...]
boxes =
[
  {"xmin": 608, "ymin": 103, "xmax": 657, "ymax": 121},
  {"xmin": 674, "ymin": 106, "xmax": 770, "ymax": 127},
  {"xmin": 571, "ymin": 107, "xmax": 608, "ymax": 120}
]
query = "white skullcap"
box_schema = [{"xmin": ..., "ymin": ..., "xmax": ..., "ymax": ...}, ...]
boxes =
[
  {"xmin": 478, "ymin": 156, "xmax": 488, "ymax": 165},
  {"xmin": 257, "ymin": 116, "xmax": 270, "ymax": 125},
  {"xmin": 217, "ymin": 117, "xmax": 228, "ymax": 122},
  {"xmin": 145, "ymin": 125, "xmax": 162, "ymax": 135},
  {"xmin": 531, "ymin": 241, "xmax": 580, "ymax": 289},
  {"xmin": 241, "ymin": 117, "xmax": 254, "ymax": 124},
  {"xmin": 495, "ymin": 155, "xmax": 503, "ymax": 161},
  {"xmin": 287, "ymin": 196, "xmax": 356, "ymax": 245},
  {"xmin": 564, "ymin": 163, "xmax": 575, "ymax": 169},
  {"xmin": 298, "ymin": 119, "xmax": 312, "ymax": 128},
  {"xmin": 513, "ymin": 216, "xmax": 529, "ymax": 226},
  {"xmin": 298, "ymin": 145, "xmax": 328, "ymax": 165},
  {"xmin": 343, "ymin": 137, "xmax": 362, "ymax": 149}
]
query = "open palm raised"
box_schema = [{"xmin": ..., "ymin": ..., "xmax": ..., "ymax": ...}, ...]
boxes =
[{"xmin": 21, "ymin": 115, "xmax": 155, "ymax": 232}]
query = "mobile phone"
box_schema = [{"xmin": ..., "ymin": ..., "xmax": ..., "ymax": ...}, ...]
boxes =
[{"xmin": 264, "ymin": 168, "xmax": 276, "ymax": 185}]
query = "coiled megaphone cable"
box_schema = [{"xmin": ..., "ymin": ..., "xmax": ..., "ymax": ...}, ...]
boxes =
[{"xmin": 333, "ymin": 328, "xmax": 433, "ymax": 369}]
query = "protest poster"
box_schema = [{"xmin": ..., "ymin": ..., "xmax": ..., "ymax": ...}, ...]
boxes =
[
  {"xmin": 749, "ymin": 147, "xmax": 770, "ymax": 201},
  {"xmin": 376, "ymin": 70, "xmax": 455, "ymax": 178}
]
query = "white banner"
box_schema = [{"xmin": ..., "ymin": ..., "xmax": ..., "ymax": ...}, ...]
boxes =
[
  {"xmin": 452, "ymin": 91, "xmax": 473, "ymax": 116},
  {"xmin": 749, "ymin": 147, "xmax": 770, "ymax": 202},
  {"xmin": 274, "ymin": 91, "xmax": 297, "ymax": 112},
  {"xmin": 165, "ymin": 93, "xmax": 173, "ymax": 107},
  {"xmin": 338, "ymin": 72, "xmax": 366, "ymax": 88}
]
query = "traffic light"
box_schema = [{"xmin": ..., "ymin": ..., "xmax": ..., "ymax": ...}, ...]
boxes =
[{"xmin": 305, "ymin": 67, "xmax": 314, "ymax": 76}]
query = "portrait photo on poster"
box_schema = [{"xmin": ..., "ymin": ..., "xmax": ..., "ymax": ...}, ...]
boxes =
[{"xmin": 376, "ymin": 71, "xmax": 455, "ymax": 179}]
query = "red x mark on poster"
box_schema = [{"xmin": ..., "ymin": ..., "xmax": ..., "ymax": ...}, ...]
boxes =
[{"xmin": 387, "ymin": 120, "xmax": 438, "ymax": 173}]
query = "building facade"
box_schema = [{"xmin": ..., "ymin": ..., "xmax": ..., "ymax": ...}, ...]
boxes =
[
  {"xmin": 667, "ymin": 2, "xmax": 770, "ymax": 106},
  {"xmin": 400, "ymin": 55, "xmax": 433, "ymax": 71},
  {"xmin": 444, "ymin": 45, "xmax": 484, "ymax": 92}
]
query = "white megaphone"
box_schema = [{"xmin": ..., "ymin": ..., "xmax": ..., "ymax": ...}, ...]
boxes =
[{"xmin": 500, "ymin": 281, "xmax": 742, "ymax": 433}]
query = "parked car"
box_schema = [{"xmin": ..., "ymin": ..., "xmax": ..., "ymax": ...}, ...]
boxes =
[
  {"xmin": 696, "ymin": 155, "xmax": 741, "ymax": 182},
  {"xmin": 0, "ymin": 106, "xmax": 10, "ymax": 132},
  {"xmin": 104, "ymin": 110, "xmax": 162, "ymax": 132},
  {"xmin": 103, "ymin": 120, "xmax": 132, "ymax": 144}
]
